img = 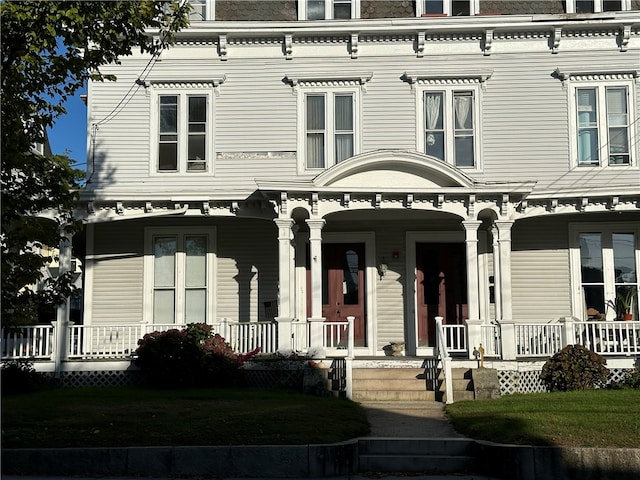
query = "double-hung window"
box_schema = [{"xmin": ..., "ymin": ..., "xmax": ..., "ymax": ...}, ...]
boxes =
[
  {"xmin": 575, "ymin": 85, "xmax": 632, "ymax": 166},
  {"xmin": 153, "ymin": 87, "xmax": 213, "ymax": 174},
  {"xmin": 566, "ymin": 1, "xmax": 629, "ymax": 13},
  {"xmin": 188, "ymin": 0, "xmax": 214, "ymax": 21},
  {"xmin": 302, "ymin": 0, "xmax": 359, "ymax": 19},
  {"xmin": 306, "ymin": 92, "xmax": 355, "ymax": 168},
  {"xmin": 145, "ymin": 227, "xmax": 216, "ymax": 325},
  {"xmin": 570, "ymin": 224, "xmax": 639, "ymax": 321},
  {"xmin": 416, "ymin": 1, "xmax": 478, "ymax": 16}
]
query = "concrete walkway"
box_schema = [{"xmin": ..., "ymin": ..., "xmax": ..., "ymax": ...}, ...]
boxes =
[{"xmin": 358, "ymin": 400, "xmax": 464, "ymax": 438}]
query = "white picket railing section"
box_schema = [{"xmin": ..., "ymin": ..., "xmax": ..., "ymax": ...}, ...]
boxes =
[
  {"xmin": 575, "ymin": 321, "xmax": 640, "ymax": 356},
  {"xmin": 227, "ymin": 322, "xmax": 278, "ymax": 354},
  {"xmin": 481, "ymin": 323, "xmax": 501, "ymax": 357},
  {"xmin": 2, "ymin": 326, "xmax": 54, "ymax": 359},
  {"xmin": 442, "ymin": 324, "xmax": 466, "ymax": 353},
  {"xmin": 323, "ymin": 321, "xmax": 351, "ymax": 350},
  {"xmin": 515, "ymin": 323, "xmax": 564, "ymax": 358}
]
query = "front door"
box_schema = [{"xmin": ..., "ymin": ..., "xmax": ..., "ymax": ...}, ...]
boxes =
[
  {"xmin": 416, "ymin": 243, "xmax": 468, "ymax": 347},
  {"xmin": 322, "ymin": 243, "xmax": 367, "ymax": 346}
]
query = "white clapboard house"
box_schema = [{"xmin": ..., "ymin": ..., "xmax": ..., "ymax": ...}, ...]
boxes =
[{"xmin": 5, "ymin": 0, "xmax": 640, "ymax": 400}]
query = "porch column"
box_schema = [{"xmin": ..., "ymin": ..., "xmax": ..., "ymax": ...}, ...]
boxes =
[
  {"xmin": 495, "ymin": 220, "xmax": 514, "ymax": 323},
  {"xmin": 462, "ymin": 220, "xmax": 482, "ymax": 322},
  {"xmin": 306, "ymin": 218, "xmax": 326, "ymax": 357},
  {"xmin": 490, "ymin": 226, "xmax": 502, "ymax": 322},
  {"xmin": 274, "ymin": 218, "xmax": 296, "ymax": 352},
  {"xmin": 54, "ymin": 229, "xmax": 73, "ymax": 375}
]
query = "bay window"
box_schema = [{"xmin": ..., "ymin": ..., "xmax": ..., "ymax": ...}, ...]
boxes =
[{"xmin": 145, "ymin": 228, "xmax": 216, "ymax": 325}]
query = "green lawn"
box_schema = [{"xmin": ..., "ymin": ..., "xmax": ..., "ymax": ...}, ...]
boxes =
[
  {"xmin": 1, "ymin": 386, "xmax": 370, "ymax": 449},
  {"xmin": 446, "ymin": 389, "xmax": 640, "ymax": 448}
]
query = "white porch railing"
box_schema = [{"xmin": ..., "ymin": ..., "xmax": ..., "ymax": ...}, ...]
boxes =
[
  {"xmin": 227, "ymin": 321, "xmax": 278, "ymax": 354},
  {"xmin": 481, "ymin": 323, "xmax": 501, "ymax": 357},
  {"xmin": 515, "ymin": 323, "xmax": 563, "ymax": 358},
  {"xmin": 442, "ymin": 324, "xmax": 467, "ymax": 353},
  {"xmin": 575, "ymin": 321, "xmax": 640, "ymax": 356},
  {"xmin": 2, "ymin": 325, "xmax": 54, "ymax": 359}
]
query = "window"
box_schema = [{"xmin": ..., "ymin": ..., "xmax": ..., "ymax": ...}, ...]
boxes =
[
  {"xmin": 188, "ymin": 0, "xmax": 214, "ymax": 21},
  {"xmin": 153, "ymin": 90, "xmax": 213, "ymax": 174},
  {"xmin": 306, "ymin": 92, "xmax": 354, "ymax": 168},
  {"xmin": 416, "ymin": 0, "xmax": 477, "ymax": 16},
  {"xmin": 574, "ymin": 85, "xmax": 632, "ymax": 166},
  {"xmin": 300, "ymin": 0, "xmax": 359, "ymax": 20},
  {"xmin": 145, "ymin": 228, "xmax": 216, "ymax": 325},
  {"xmin": 572, "ymin": 225, "xmax": 639, "ymax": 321},
  {"xmin": 566, "ymin": 0, "xmax": 628, "ymax": 13},
  {"xmin": 420, "ymin": 88, "xmax": 479, "ymax": 167}
]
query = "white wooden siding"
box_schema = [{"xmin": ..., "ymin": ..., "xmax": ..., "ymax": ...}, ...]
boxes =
[{"xmin": 87, "ymin": 40, "xmax": 639, "ymax": 196}]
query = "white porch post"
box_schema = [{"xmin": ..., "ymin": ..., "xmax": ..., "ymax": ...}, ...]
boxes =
[
  {"xmin": 53, "ymin": 230, "xmax": 73, "ymax": 375},
  {"xmin": 306, "ymin": 218, "xmax": 326, "ymax": 357},
  {"xmin": 462, "ymin": 220, "xmax": 483, "ymax": 360},
  {"xmin": 494, "ymin": 220, "xmax": 515, "ymax": 360},
  {"xmin": 560, "ymin": 316, "xmax": 577, "ymax": 347},
  {"xmin": 490, "ymin": 226, "xmax": 502, "ymax": 322},
  {"xmin": 274, "ymin": 218, "xmax": 296, "ymax": 352}
]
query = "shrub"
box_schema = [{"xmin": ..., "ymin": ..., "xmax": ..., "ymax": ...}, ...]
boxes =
[
  {"xmin": 540, "ymin": 344, "xmax": 609, "ymax": 392},
  {"xmin": 135, "ymin": 323, "xmax": 260, "ymax": 388},
  {"xmin": 609, "ymin": 367, "xmax": 640, "ymax": 390},
  {"xmin": 1, "ymin": 360, "xmax": 58, "ymax": 396}
]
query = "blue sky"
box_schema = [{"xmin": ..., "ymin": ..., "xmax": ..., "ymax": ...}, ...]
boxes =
[{"xmin": 47, "ymin": 86, "xmax": 88, "ymax": 170}]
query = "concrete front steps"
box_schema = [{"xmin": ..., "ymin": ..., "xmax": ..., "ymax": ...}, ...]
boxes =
[
  {"xmin": 438, "ymin": 367, "xmax": 475, "ymax": 403},
  {"xmin": 358, "ymin": 438, "xmax": 476, "ymax": 474},
  {"xmin": 352, "ymin": 366, "xmax": 435, "ymax": 401}
]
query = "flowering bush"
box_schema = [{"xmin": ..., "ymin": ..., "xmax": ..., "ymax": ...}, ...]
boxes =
[
  {"xmin": 540, "ymin": 344, "xmax": 609, "ymax": 392},
  {"xmin": 135, "ymin": 323, "xmax": 260, "ymax": 388}
]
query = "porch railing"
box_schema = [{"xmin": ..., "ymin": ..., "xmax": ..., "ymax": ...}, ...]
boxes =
[
  {"xmin": 442, "ymin": 324, "xmax": 467, "ymax": 353},
  {"xmin": 575, "ymin": 321, "xmax": 640, "ymax": 356},
  {"xmin": 515, "ymin": 323, "xmax": 563, "ymax": 358},
  {"xmin": 2, "ymin": 325, "xmax": 54, "ymax": 359},
  {"xmin": 435, "ymin": 316, "xmax": 454, "ymax": 404},
  {"xmin": 481, "ymin": 323, "xmax": 501, "ymax": 357}
]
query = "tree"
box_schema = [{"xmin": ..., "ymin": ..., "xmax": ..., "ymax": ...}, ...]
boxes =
[{"xmin": 1, "ymin": 1, "xmax": 191, "ymax": 326}]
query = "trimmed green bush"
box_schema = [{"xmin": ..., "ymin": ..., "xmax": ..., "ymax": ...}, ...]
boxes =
[
  {"xmin": 540, "ymin": 344, "xmax": 609, "ymax": 392},
  {"xmin": 135, "ymin": 323, "xmax": 259, "ymax": 388}
]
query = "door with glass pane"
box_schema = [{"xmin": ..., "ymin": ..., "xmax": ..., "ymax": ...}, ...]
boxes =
[
  {"xmin": 321, "ymin": 243, "xmax": 366, "ymax": 346},
  {"xmin": 416, "ymin": 243, "xmax": 468, "ymax": 347},
  {"xmin": 152, "ymin": 233, "xmax": 208, "ymax": 324}
]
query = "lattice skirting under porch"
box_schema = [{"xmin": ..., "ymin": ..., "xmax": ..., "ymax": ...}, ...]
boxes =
[
  {"xmin": 57, "ymin": 370, "xmax": 143, "ymax": 388},
  {"xmin": 497, "ymin": 368, "xmax": 635, "ymax": 395}
]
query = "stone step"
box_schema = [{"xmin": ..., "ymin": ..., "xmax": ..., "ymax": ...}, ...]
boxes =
[
  {"xmin": 353, "ymin": 378, "xmax": 427, "ymax": 391},
  {"xmin": 442, "ymin": 390, "xmax": 475, "ymax": 403},
  {"xmin": 358, "ymin": 439, "xmax": 476, "ymax": 474},
  {"xmin": 352, "ymin": 389, "xmax": 436, "ymax": 401},
  {"xmin": 438, "ymin": 378, "xmax": 473, "ymax": 392},
  {"xmin": 352, "ymin": 367, "xmax": 426, "ymax": 380}
]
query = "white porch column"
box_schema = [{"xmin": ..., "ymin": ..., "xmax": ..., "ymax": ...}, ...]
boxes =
[
  {"xmin": 490, "ymin": 226, "xmax": 502, "ymax": 322},
  {"xmin": 54, "ymin": 230, "xmax": 73, "ymax": 374},
  {"xmin": 306, "ymin": 218, "xmax": 326, "ymax": 357},
  {"xmin": 495, "ymin": 220, "xmax": 514, "ymax": 323},
  {"xmin": 462, "ymin": 220, "xmax": 482, "ymax": 322},
  {"xmin": 274, "ymin": 218, "xmax": 296, "ymax": 351}
]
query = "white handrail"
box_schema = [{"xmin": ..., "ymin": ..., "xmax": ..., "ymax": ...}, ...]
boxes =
[{"xmin": 435, "ymin": 316, "xmax": 454, "ymax": 404}]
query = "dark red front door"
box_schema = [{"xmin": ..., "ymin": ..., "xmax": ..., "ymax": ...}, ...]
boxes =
[
  {"xmin": 322, "ymin": 243, "xmax": 366, "ymax": 347},
  {"xmin": 416, "ymin": 243, "xmax": 468, "ymax": 347}
]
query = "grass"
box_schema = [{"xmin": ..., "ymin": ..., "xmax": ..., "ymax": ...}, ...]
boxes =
[
  {"xmin": 1, "ymin": 386, "xmax": 370, "ymax": 449},
  {"xmin": 446, "ymin": 389, "xmax": 640, "ymax": 448}
]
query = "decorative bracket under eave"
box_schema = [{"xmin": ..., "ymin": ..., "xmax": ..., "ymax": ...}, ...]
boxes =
[
  {"xmin": 350, "ymin": 33, "xmax": 359, "ymax": 59},
  {"xmin": 284, "ymin": 33, "xmax": 293, "ymax": 60},
  {"xmin": 218, "ymin": 34, "xmax": 228, "ymax": 61},
  {"xmin": 483, "ymin": 29, "xmax": 493, "ymax": 56},
  {"xmin": 619, "ymin": 24, "xmax": 631, "ymax": 52},
  {"xmin": 416, "ymin": 32, "xmax": 425, "ymax": 58},
  {"xmin": 551, "ymin": 26, "xmax": 562, "ymax": 54}
]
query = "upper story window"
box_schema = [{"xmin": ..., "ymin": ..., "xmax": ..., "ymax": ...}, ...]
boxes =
[
  {"xmin": 567, "ymin": 0, "xmax": 628, "ymax": 13},
  {"xmin": 558, "ymin": 68, "xmax": 637, "ymax": 168},
  {"xmin": 287, "ymin": 73, "xmax": 371, "ymax": 172},
  {"xmin": 416, "ymin": 0, "xmax": 478, "ymax": 16},
  {"xmin": 188, "ymin": 0, "xmax": 214, "ymax": 21},
  {"xmin": 407, "ymin": 71, "xmax": 490, "ymax": 169},
  {"xmin": 300, "ymin": 0, "xmax": 360, "ymax": 20},
  {"xmin": 151, "ymin": 84, "xmax": 216, "ymax": 175}
]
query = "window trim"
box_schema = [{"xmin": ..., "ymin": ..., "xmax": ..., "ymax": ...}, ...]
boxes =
[
  {"xmin": 412, "ymin": 76, "xmax": 485, "ymax": 170},
  {"xmin": 416, "ymin": 0, "xmax": 480, "ymax": 16},
  {"xmin": 569, "ymin": 222, "xmax": 640, "ymax": 321},
  {"xmin": 188, "ymin": 0, "xmax": 215, "ymax": 21},
  {"xmin": 298, "ymin": 0, "xmax": 361, "ymax": 20},
  {"xmin": 143, "ymin": 226, "xmax": 217, "ymax": 325},
  {"xmin": 150, "ymin": 85, "xmax": 215, "ymax": 176},
  {"xmin": 565, "ymin": 0, "xmax": 631, "ymax": 13},
  {"xmin": 561, "ymin": 72, "xmax": 638, "ymax": 169},
  {"xmin": 289, "ymin": 74, "xmax": 371, "ymax": 173}
]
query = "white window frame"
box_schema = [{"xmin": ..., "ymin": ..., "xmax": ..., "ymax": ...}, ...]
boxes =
[
  {"xmin": 565, "ymin": 75, "xmax": 637, "ymax": 168},
  {"xmin": 298, "ymin": 0, "xmax": 360, "ymax": 20},
  {"xmin": 569, "ymin": 222, "xmax": 640, "ymax": 321},
  {"xmin": 416, "ymin": 0, "xmax": 479, "ymax": 16},
  {"xmin": 188, "ymin": 0, "xmax": 215, "ymax": 21},
  {"xmin": 289, "ymin": 74, "xmax": 371, "ymax": 173},
  {"xmin": 150, "ymin": 85, "xmax": 215, "ymax": 175},
  {"xmin": 565, "ymin": 0, "xmax": 631, "ymax": 13},
  {"xmin": 143, "ymin": 226, "xmax": 217, "ymax": 325},
  {"xmin": 413, "ymin": 80, "xmax": 484, "ymax": 170}
]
